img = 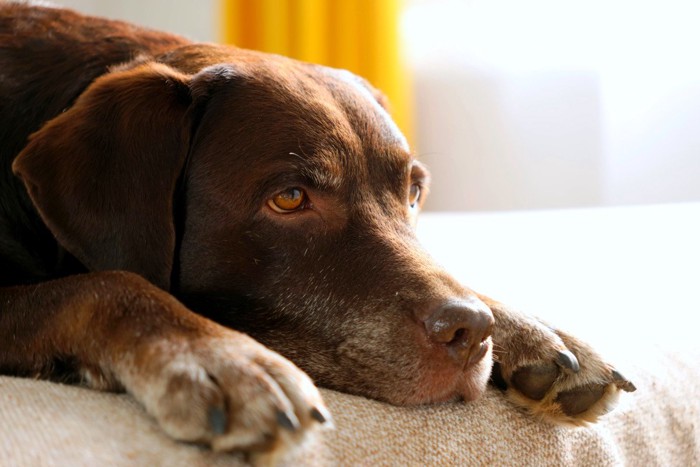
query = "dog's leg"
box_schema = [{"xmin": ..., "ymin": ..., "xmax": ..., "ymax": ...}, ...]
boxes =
[
  {"xmin": 0, "ymin": 271, "xmax": 329, "ymax": 454},
  {"xmin": 479, "ymin": 294, "xmax": 636, "ymax": 425}
]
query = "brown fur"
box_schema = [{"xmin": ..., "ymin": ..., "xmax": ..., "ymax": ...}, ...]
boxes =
[{"xmin": 0, "ymin": 3, "xmax": 633, "ymax": 455}]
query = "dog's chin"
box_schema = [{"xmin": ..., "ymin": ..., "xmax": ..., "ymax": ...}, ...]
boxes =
[{"xmin": 381, "ymin": 344, "xmax": 494, "ymax": 406}]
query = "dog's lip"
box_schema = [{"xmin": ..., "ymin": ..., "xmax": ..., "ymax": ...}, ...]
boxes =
[
  {"xmin": 464, "ymin": 339, "xmax": 491, "ymax": 370},
  {"xmin": 400, "ymin": 339, "xmax": 493, "ymax": 405}
]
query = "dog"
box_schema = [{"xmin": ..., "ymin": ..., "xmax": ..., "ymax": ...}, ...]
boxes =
[{"xmin": 0, "ymin": 3, "xmax": 634, "ymax": 457}]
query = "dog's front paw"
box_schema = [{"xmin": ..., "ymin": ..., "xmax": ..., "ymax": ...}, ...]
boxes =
[
  {"xmin": 488, "ymin": 304, "xmax": 635, "ymax": 425},
  {"xmin": 115, "ymin": 325, "xmax": 330, "ymax": 457}
]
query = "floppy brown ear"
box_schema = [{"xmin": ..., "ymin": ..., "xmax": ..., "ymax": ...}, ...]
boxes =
[{"xmin": 12, "ymin": 62, "xmax": 197, "ymax": 290}]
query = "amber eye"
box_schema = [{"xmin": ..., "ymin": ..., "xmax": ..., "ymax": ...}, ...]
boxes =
[
  {"xmin": 268, "ymin": 188, "xmax": 306, "ymax": 213},
  {"xmin": 409, "ymin": 183, "xmax": 421, "ymax": 208}
]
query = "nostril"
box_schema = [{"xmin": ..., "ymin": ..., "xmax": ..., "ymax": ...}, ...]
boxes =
[
  {"xmin": 450, "ymin": 327, "xmax": 466, "ymax": 345},
  {"xmin": 423, "ymin": 298, "xmax": 494, "ymax": 364},
  {"xmin": 424, "ymin": 310, "xmax": 470, "ymax": 345}
]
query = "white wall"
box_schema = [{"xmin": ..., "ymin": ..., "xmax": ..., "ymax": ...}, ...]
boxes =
[
  {"xmin": 413, "ymin": 68, "xmax": 604, "ymax": 211},
  {"xmin": 403, "ymin": 0, "xmax": 700, "ymax": 211},
  {"xmin": 48, "ymin": 0, "xmax": 217, "ymax": 42}
]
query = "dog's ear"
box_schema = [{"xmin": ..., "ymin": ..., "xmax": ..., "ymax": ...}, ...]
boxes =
[
  {"xmin": 12, "ymin": 62, "xmax": 217, "ymax": 290},
  {"xmin": 347, "ymin": 73, "xmax": 392, "ymax": 112},
  {"xmin": 365, "ymin": 83, "xmax": 391, "ymax": 112}
]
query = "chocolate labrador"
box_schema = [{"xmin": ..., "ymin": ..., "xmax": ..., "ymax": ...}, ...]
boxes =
[{"xmin": 0, "ymin": 3, "xmax": 634, "ymax": 457}]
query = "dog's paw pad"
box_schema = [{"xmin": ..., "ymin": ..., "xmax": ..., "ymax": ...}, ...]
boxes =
[
  {"xmin": 511, "ymin": 362, "xmax": 558, "ymax": 401},
  {"xmin": 556, "ymin": 383, "xmax": 607, "ymax": 416},
  {"xmin": 493, "ymin": 320, "xmax": 635, "ymax": 425},
  {"xmin": 502, "ymin": 361, "xmax": 629, "ymax": 424}
]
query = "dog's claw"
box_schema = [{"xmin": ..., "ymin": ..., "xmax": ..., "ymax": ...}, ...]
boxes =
[
  {"xmin": 557, "ymin": 350, "xmax": 580, "ymax": 372},
  {"xmin": 276, "ymin": 410, "xmax": 300, "ymax": 432},
  {"xmin": 612, "ymin": 369, "xmax": 637, "ymax": 392},
  {"xmin": 310, "ymin": 406, "xmax": 330, "ymax": 424},
  {"xmin": 208, "ymin": 406, "xmax": 227, "ymax": 435}
]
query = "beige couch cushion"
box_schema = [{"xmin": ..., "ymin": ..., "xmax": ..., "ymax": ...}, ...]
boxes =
[{"xmin": 1, "ymin": 344, "xmax": 697, "ymax": 466}]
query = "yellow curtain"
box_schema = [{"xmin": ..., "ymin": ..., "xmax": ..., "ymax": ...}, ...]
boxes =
[{"xmin": 220, "ymin": 0, "xmax": 412, "ymax": 144}]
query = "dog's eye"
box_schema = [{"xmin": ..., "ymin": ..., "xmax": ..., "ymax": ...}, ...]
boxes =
[
  {"xmin": 409, "ymin": 184, "xmax": 421, "ymax": 208},
  {"xmin": 268, "ymin": 188, "xmax": 306, "ymax": 213}
]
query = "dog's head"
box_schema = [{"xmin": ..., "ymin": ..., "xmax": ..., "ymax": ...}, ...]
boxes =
[{"xmin": 13, "ymin": 47, "xmax": 494, "ymax": 404}]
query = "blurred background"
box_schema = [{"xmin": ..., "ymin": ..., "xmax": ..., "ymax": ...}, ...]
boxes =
[{"xmin": 51, "ymin": 0, "xmax": 700, "ymax": 212}]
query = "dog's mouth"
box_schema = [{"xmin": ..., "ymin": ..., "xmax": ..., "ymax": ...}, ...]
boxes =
[
  {"xmin": 309, "ymin": 320, "xmax": 495, "ymax": 407},
  {"xmin": 394, "ymin": 336, "xmax": 494, "ymax": 405},
  {"xmin": 235, "ymin": 291, "xmax": 497, "ymax": 406}
]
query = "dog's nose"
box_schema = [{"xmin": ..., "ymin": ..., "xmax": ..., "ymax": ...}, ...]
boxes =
[{"xmin": 424, "ymin": 299, "xmax": 494, "ymax": 366}]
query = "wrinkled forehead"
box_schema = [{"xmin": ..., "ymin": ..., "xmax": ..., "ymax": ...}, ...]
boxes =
[
  {"xmin": 312, "ymin": 65, "xmax": 410, "ymax": 154},
  {"xmin": 197, "ymin": 59, "xmax": 412, "ymax": 184}
]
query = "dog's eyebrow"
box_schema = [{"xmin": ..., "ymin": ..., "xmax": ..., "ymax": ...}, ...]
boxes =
[
  {"xmin": 289, "ymin": 151, "xmax": 343, "ymax": 191},
  {"xmin": 411, "ymin": 160, "xmax": 430, "ymax": 184}
]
